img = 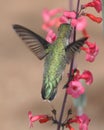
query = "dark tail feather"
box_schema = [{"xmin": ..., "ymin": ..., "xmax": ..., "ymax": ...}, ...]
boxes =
[
  {"xmin": 41, "ymin": 85, "xmax": 58, "ymax": 101},
  {"xmin": 66, "ymin": 37, "xmax": 88, "ymax": 52}
]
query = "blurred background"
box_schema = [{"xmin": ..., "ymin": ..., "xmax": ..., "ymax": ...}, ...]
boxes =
[{"xmin": 0, "ymin": 0, "xmax": 104, "ymax": 130}]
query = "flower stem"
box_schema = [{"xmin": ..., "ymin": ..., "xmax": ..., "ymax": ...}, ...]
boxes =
[
  {"xmin": 56, "ymin": 91, "xmax": 68, "ymax": 130},
  {"xmin": 56, "ymin": 1, "xmax": 80, "ymax": 130}
]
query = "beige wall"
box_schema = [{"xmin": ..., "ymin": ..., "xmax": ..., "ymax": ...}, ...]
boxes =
[{"xmin": 0, "ymin": 0, "xmax": 104, "ymax": 130}]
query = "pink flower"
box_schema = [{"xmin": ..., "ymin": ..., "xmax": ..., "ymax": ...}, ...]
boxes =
[
  {"xmin": 59, "ymin": 15, "xmax": 69, "ymax": 23},
  {"xmin": 82, "ymin": 41, "xmax": 99, "ymax": 62},
  {"xmin": 73, "ymin": 69, "xmax": 93, "ymax": 85},
  {"xmin": 66, "ymin": 114, "xmax": 90, "ymax": 130},
  {"xmin": 80, "ymin": 70, "xmax": 93, "ymax": 85},
  {"xmin": 66, "ymin": 116, "xmax": 80, "ymax": 130},
  {"xmin": 73, "ymin": 69, "xmax": 80, "ymax": 81},
  {"xmin": 42, "ymin": 18, "xmax": 60, "ymax": 32},
  {"xmin": 46, "ymin": 29, "xmax": 57, "ymax": 43},
  {"xmin": 42, "ymin": 9, "xmax": 51, "ymax": 23},
  {"xmin": 42, "ymin": 8, "xmax": 64, "ymax": 32},
  {"xmin": 82, "ymin": 29, "xmax": 89, "ymax": 38},
  {"xmin": 77, "ymin": 114, "xmax": 90, "ymax": 130},
  {"xmin": 85, "ymin": 13, "xmax": 102, "ymax": 23},
  {"xmin": 82, "ymin": 0, "xmax": 102, "ymax": 13},
  {"xmin": 67, "ymin": 81, "xmax": 85, "ymax": 98},
  {"xmin": 86, "ymin": 53, "xmax": 96, "ymax": 62},
  {"xmin": 42, "ymin": 8, "xmax": 63, "ymax": 22},
  {"xmin": 86, "ymin": 41, "xmax": 99, "ymax": 54},
  {"xmin": 71, "ymin": 16, "xmax": 87, "ymax": 31},
  {"xmin": 28, "ymin": 111, "xmax": 50, "ymax": 127},
  {"xmin": 60, "ymin": 11, "xmax": 76, "ymax": 24},
  {"xmin": 63, "ymin": 11, "xmax": 76, "ymax": 19}
]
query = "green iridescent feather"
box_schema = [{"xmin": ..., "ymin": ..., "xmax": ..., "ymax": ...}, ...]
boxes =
[{"xmin": 41, "ymin": 24, "xmax": 72, "ymax": 100}]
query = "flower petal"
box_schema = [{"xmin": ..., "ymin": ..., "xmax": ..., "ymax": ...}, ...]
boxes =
[
  {"xmin": 80, "ymin": 70, "xmax": 93, "ymax": 85},
  {"xmin": 67, "ymin": 81, "xmax": 85, "ymax": 98},
  {"xmin": 82, "ymin": 0, "xmax": 102, "ymax": 13},
  {"xmin": 82, "ymin": 41, "xmax": 99, "ymax": 62},
  {"xmin": 77, "ymin": 114, "xmax": 90, "ymax": 130},
  {"xmin": 71, "ymin": 16, "xmax": 87, "ymax": 31},
  {"xmin": 63, "ymin": 11, "xmax": 76, "ymax": 19},
  {"xmin": 85, "ymin": 13, "xmax": 102, "ymax": 23},
  {"xmin": 28, "ymin": 111, "xmax": 48, "ymax": 127},
  {"xmin": 46, "ymin": 29, "xmax": 57, "ymax": 43}
]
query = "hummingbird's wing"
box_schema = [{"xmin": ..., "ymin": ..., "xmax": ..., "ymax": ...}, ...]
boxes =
[
  {"xmin": 65, "ymin": 37, "xmax": 88, "ymax": 63},
  {"xmin": 13, "ymin": 24, "xmax": 50, "ymax": 60}
]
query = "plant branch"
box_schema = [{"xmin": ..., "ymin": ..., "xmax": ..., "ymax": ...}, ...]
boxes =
[{"xmin": 56, "ymin": 0, "xmax": 81, "ymax": 130}]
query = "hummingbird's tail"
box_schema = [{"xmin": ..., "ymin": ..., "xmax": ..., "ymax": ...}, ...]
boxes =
[
  {"xmin": 41, "ymin": 76, "xmax": 62, "ymax": 101},
  {"xmin": 41, "ymin": 85, "xmax": 57, "ymax": 101},
  {"xmin": 41, "ymin": 83, "xmax": 57, "ymax": 101}
]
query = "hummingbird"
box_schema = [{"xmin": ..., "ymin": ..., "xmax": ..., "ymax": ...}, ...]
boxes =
[{"xmin": 13, "ymin": 23, "xmax": 87, "ymax": 101}]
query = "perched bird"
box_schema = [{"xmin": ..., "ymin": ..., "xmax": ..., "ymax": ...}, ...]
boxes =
[{"xmin": 13, "ymin": 23, "xmax": 87, "ymax": 101}]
